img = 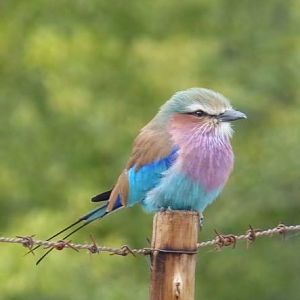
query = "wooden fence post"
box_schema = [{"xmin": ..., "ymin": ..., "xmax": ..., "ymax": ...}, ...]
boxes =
[{"xmin": 150, "ymin": 210, "xmax": 199, "ymax": 300}]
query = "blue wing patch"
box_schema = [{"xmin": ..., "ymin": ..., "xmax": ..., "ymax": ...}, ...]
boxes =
[{"xmin": 126, "ymin": 146, "xmax": 179, "ymax": 206}]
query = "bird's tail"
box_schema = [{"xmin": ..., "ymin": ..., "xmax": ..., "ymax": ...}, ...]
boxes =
[{"xmin": 34, "ymin": 202, "xmax": 120, "ymax": 265}]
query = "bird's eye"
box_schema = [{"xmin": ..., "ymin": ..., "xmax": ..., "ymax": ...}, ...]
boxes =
[{"xmin": 193, "ymin": 110, "xmax": 205, "ymax": 117}]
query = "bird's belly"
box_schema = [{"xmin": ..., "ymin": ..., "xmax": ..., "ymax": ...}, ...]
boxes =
[{"xmin": 141, "ymin": 171, "xmax": 223, "ymax": 213}]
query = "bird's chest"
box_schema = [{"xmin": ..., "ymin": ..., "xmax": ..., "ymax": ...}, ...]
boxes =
[{"xmin": 179, "ymin": 136, "xmax": 234, "ymax": 191}]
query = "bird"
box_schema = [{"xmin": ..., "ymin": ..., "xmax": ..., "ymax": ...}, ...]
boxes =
[{"xmin": 35, "ymin": 87, "xmax": 246, "ymax": 264}]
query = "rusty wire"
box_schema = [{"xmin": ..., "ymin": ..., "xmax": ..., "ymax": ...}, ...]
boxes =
[{"xmin": 0, "ymin": 223, "xmax": 299, "ymax": 257}]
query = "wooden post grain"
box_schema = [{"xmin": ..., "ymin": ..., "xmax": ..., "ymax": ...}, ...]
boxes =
[{"xmin": 150, "ymin": 210, "xmax": 199, "ymax": 300}]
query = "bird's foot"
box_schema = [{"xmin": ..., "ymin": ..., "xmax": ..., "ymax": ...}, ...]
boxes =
[{"xmin": 199, "ymin": 212, "xmax": 204, "ymax": 229}]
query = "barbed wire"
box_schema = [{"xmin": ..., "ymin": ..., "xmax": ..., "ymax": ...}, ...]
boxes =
[{"xmin": 0, "ymin": 223, "xmax": 299, "ymax": 257}]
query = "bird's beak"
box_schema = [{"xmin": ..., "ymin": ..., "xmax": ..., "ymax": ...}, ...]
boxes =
[{"xmin": 218, "ymin": 109, "xmax": 247, "ymax": 122}]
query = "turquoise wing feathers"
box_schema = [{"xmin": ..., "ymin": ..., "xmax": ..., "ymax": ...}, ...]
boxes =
[{"xmin": 126, "ymin": 146, "xmax": 179, "ymax": 206}]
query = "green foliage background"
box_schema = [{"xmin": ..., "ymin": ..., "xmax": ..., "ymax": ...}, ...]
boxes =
[{"xmin": 0, "ymin": 0, "xmax": 299, "ymax": 299}]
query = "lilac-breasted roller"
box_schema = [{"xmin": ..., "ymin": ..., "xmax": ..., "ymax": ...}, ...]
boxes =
[{"xmin": 36, "ymin": 88, "xmax": 246, "ymax": 264}]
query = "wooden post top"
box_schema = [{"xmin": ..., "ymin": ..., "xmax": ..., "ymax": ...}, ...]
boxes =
[{"xmin": 151, "ymin": 210, "xmax": 199, "ymax": 251}]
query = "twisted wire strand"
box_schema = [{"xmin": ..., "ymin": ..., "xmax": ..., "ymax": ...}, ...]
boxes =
[{"xmin": 0, "ymin": 224, "xmax": 299, "ymax": 256}]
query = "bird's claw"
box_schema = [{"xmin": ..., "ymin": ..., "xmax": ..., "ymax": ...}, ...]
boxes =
[{"xmin": 199, "ymin": 213, "xmax": 204, "ymax": 229}]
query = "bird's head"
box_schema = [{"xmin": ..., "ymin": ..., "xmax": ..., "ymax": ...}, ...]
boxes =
[{"xmin": 157, "ymin": 88, "xmax": 246, "ymax": 139}]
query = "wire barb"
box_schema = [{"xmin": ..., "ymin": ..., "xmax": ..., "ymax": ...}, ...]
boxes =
[
  {"xmin": 16, "ymin": 235, "xmax": 35, "ymax": 255},
  {"xmin": 0, "ymin": 223, "xmax": 299, "ymax": 258},
  {"xmin": 87, "ymin": 235, "xmax": 100, "ymax": 254},
  {"xmin": 213, "ymin": 230, "xmax": 237, "ymax": 250},
  {"xmin": 276, "ymin": 223, "xmax": 288, "ymax": 237},
  {"xmin": 245, "ymin": 225, "xmax": 260, "ymax": 248}
]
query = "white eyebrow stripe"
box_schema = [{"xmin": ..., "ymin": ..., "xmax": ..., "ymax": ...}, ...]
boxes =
[
  {"xmin": 186, "ymin": 103, "xmax": 206, "ymax": 112},
  {"xmin": 186, "ymin": 103, "xmax": 217, "ymax": 115}
]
